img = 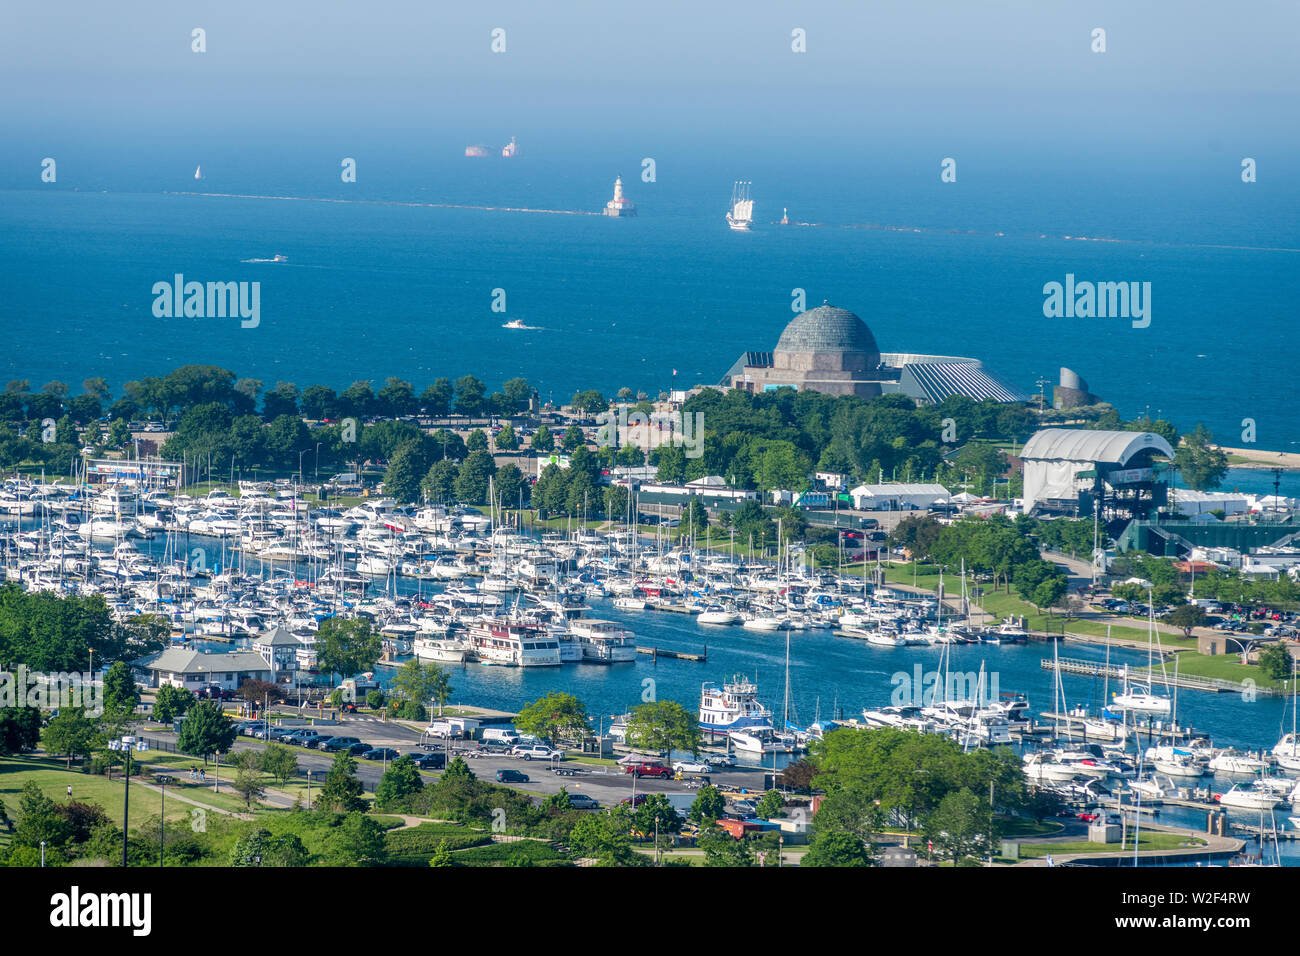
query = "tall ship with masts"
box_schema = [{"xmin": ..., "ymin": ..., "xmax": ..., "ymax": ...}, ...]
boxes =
[{"xmin": 726, "ymin": 181, "xmax": 753, "ymax": 231}]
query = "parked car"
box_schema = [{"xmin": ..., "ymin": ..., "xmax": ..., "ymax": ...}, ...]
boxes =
[
  {"xmin": 704, "ymin": 753, "xmax": 735, "ymax": 768},
  {"xmin": 496, "ymin": 769, "xmax": 529, "ymax": 783},
  {"xmin": 511, "ymin": 744, "xmax": 564, "ymax": 761},
  {"xmin": 288, "ymin": 730, "xmax": 329, "ymax": 748},
  {"xmin": 240, "ymin": 722, "xmax": 269, "ymax": 738},
  {"xmin": 624, "ymin": 762, "xmax": 672, "ymax": 779},
  {"xmin": 672, "ymin": 760, "xmax": 711, "ymax": 775},
  {"xmin": 411, "ymin": 752, "xmax": 446, "ymax": 770},
  {"xmin": 343, "ymin": 741, "xmax": 371, "ymax": 755},
  {"xmin": 320, "ymin": 736, "xmax": 362, "ymax": 752},
  {"xmin": 729, "ymin": 800, "xmax": 758, "ymax": 817},
  {"xmin": 478, "ymin": 742, "xmax": 512, "ymax": 755},
  {"xmin": 620, "ymin": 794, "xmax": 649, "ymax": 807},
  {"xmin": 567, "ymin": 794, "xmax": 600, "ymax": 810},
  {"xmin": 361, "ymin": 747, "xmax": 402, "ymax": 761}
]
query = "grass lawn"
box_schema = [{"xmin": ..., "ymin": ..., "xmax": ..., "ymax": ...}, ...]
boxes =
[
  {"xmin": 1142, "ymin": 652, "xmax": 1284, "ymax": 690},
  {"xmin": 997, "ymin": 818, "xmax": 1065, "ymax": 838},
  {"xmin": 1017, "ymin": 832, "xmax": 1206, "ymax": 858},
  {"xmin": 567, "ymin": 755, "xmax": 619, "ymax": 767},
  {"xmin": 0, "ymin": 755, "xmax": 195, "ymax": 835}
]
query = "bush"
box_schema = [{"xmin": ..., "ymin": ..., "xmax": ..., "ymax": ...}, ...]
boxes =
[
  {"xmin": 453, "ymin": 840, "xmax": 571, "ymax": 866},
  {"xmin": 366, "ymin": 690, "xmax": 386, "ymax": 710},
  {"xmin": 383, "ymin": 823, "xmax": 492, "ymax": 865}
]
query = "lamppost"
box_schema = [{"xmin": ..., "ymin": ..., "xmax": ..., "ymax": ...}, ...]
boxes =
[
  {"xmin": 156, "ymin": 774, "xmax": 175, "ymax": 866},
  {"xmin": 107, "ymin": 734, "xmax": 148, "ymax": 867},
  {"xmin": 306, "ymin": 769, "xmax": 312, "ymax": 809},
  {"xmin": 315, "ymin": 442, "xmax": 322, "ymax": 480}
]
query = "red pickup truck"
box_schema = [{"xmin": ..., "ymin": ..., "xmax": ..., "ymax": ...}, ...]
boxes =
[{"xmin": 624, "ymin": 762, "xmax": 673, "ymax": 779}]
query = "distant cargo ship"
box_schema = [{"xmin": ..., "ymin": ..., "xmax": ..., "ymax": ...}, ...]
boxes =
[
  {"xmin": 502, "ymin": 137, "xmax": 518, "ymax": 158},
  {"xmin": 464, "ymin": 145, "xmax": 491, "ymax": 158},
  {"xmin": 603, "ymin": 176, "xmax": 637, "ymax": 217}
]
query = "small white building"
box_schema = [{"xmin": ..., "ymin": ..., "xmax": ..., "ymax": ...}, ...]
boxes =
[
  {"xmin": 140, "ymin": 648, "xmax": 274, "ymax": 691},
  {"xmin": 850, "ymin": 482, "xmax": 950, "ymax": 511},
  {"xmin": 251, "ymin": 627, "xmax": 304, "ymax": 676}
]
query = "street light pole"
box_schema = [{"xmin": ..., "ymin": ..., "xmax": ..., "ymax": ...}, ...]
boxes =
[{"xmin": 108, "ymin": 735, "xmax": 148, "ymax": 867}]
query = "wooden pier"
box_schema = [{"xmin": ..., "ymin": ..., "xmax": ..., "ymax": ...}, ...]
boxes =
[
  {"xmin": 636, "ymin": 646, "xmax": 707, "ymax": 662},
  {"xmin": 1040, "ymin": 656, "xmax": 1241, "ymax": 695}
]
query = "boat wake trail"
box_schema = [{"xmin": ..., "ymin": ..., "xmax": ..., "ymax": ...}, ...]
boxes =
[{"xmin": 170, "ymin": 191, "xmax": 601, "ymax": 217}]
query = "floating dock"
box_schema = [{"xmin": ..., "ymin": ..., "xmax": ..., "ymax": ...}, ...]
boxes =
[{"xmin": 636, "ymin": 646, "xmax": 707, "ymax": 662}]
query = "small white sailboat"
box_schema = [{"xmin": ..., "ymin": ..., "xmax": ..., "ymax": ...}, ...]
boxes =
[
  {"xmin": 194, "ymin": 165, "xmax": 203, "ymax": 180},
  {"xmin": 726, "ymin": 181, "xmax": 753, "ymax": 231}
]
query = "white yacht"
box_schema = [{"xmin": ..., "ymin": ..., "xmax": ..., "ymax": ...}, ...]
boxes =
[
  {"xmin": 467, "ymin": 617, "xmax": 561, "ymax": 666},
  {"xmin": 412, "ymin": 636, "xmax": 470, "ymax": 664},
  {"xmin": 699, "ymin": 677, "xmax": 774, "ymax": 734},
  {"xmin": 697, "ymin": 605, "xmax": 740, "ymax": 625},
  {"xmin": 1217, "ymin": 783, "xmax": 1285, "ymax": 811},
  {"xmin": 569, "ymin": 618, "xmax": 637, "ymax": 663}
]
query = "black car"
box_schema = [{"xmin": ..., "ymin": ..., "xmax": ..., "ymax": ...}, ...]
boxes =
[
  {"xmin": 496, "ymin": 769, "xmax": 529, "ymax": 783},
  {"xmin": 320, "ymin": 736, "xmax": 362, "ymax": 752},
  {"xmin": 361, "ymin": 747, "xmax": 402, "ymax": 761},
  {"xmin": 412, "ymin": 752, "xmax": 446, "ymax": 770}
]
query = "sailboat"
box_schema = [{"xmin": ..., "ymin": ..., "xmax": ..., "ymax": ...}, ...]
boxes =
[
  {"xmin": 726, "ymin": 181, "xmax": 753, "ymax": 231},
  {"xmin": 1271, "ymin": 658, "xmax": 1300, "ymax": 771},
  {"xmin": 1110, "ymin": 603, "xmax": 1172, "ymax": 715},
  {"xmin": 194, "ymin": 165, "xmax": 203, "ymax": 180}
]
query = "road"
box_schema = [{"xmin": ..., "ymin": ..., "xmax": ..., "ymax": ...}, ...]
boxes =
[{"xmin": 146, "ymin": 714, "xmax": 775, "ymax": 810}]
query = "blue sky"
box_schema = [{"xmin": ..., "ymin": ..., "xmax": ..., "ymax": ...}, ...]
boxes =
[{"xmin": 4, "ymin": 0, "xmax": 1297, "ymax": 153}]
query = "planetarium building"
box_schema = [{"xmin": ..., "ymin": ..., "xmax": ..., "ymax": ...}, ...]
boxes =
[{"xmin": 719, "ymin": 304, "xmax": 1027, "ymax": 405}]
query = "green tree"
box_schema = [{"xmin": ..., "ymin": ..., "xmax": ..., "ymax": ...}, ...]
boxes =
[
  {"xmin": 466, "ymin": 429, "xmax": 488, "ymax": 452},
  {"xmin": 925, "ymin": 787, "xmax": 990, "ymax": 864},
  {"xmin": 324, "ymin": 812, "xmax": 388, "ymax": 866},
  {"xmin": 0, "ymin": 706, "xmax": 41, "ymax": 757},
  {"xmin": 375, "ymin": 755, "xmax": 425, "ymax": 812},
  {"xmin": 625, "ymin": 700, "xmax": 701, "ymax": 757},
  {"xmin": 319, "ymin": 752, "xmax": 367, "ymax": 813},
  {"xmin": 495, "ymin": 423, "xmax": 518, "ymax": 450},
  {"xmin": 453, "ymin": 449, "xmax": 496, "ymax": 504},
  {"xmin": 389, "ymin": 658, "xmax": 453, "ymax": 715},
  {"xmin": 428, "ymin": 839, "xmax": 456, "ymax": 867},
  {"xmin": 514, "ymin": 692, "xmax": 590, "ymax": 745},
  {"xmin": 12, "ymin": 781, "xmax": 72, "ymax": 850},
  {"xmin": 102, "ymin": 660, "xmax": 140, "ymax": 716},
  {"xmin": 41, "ymin": 707, "xmax": 97, "ymax": 767},
  {"xmin": 756, "ymin": 790, "xmax": 786, "ymax": 820},
  {"xmin": 1258, "ymin": 642, "xmax": 1294, "ymax": 682},
  {"xmin": 568, "ymin": 807, "xmax": 637, "ymax": 866},
  {"xmin": 421, "ymin": 379, "xmax": 453, "ymax": 416},
  {"xmin": 383, "ymin": 440, "xmax": 429, "ymax": 504},
  {"xmin": 802, "ymin": 829, "xmax": 873, "ymax": 867},
  {"xmin": 315, "ymin": 617, "xmax": 382, "ymax": 680},
  {"xmin": 1165, "ymin": 604, "xmax": 1208, "ymax": 639},
  {"xmin": 176, "ymin": 699, "xmax": 237, "ymax": 763},
  {"xmin": 422, "ymin": 459, "xmax": 460, "ymax": 504},
  {"xmin": 232, "ymin": 765, "xmax": 267, "ymax": 810},
  {"xmin": 151, "ymin": 683, "xmax": 195, "ymax": 724},
  {"xmin": 530, "ymin": 425, "xmax": 554, "ymax": 452},
  {"xmin": 453, "ymin": 376, "xmax": 486, "ymax": 416},
  {"xmin": 260, "ymin": 743, "xmax": 299, "ymax": 785},
  {"xmin": 689, "ymin": 785, "xmax": 726, "ymax": 826},
  {"xmin": 698, "ymin": 824, "xmax": 755, "ymax": 867},
  {"xmin": 229, "ymin": 828, "xmax": 308, "ymax": 867},
  {"xmin": 1174, "ymin": 424, "xmax": 1229, "ymax": 491}
]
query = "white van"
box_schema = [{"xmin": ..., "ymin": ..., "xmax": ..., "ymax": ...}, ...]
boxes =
[{"xmin": 482, "ymin": 727, "xmax": 520, "ymax": 746}]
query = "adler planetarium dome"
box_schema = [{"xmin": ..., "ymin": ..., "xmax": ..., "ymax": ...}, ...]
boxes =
[{"xmin": 719, "ymin": 303, "xmax": 1026, "ymax": 405}]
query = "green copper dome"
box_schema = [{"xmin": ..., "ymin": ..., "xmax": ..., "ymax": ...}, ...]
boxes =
[{"xmin": 775, "ymin": 305, "xmax": 879, "ymax": 355}]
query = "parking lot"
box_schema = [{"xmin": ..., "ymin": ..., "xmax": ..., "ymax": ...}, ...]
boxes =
[{"xmin": 165, "ymin": 714, "xmax": 775, "ymax": 812}]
